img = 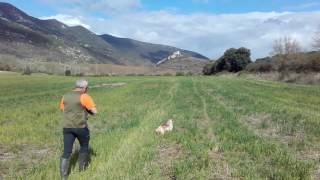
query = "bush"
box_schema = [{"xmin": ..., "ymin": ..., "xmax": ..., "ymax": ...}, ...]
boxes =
[
  {"xmin": 176, "ymin": 72, "xmax": 185, "ymax": 76},
  {"xmin": 75, "ymin": 72, "xmax": 84, "ymax": 77},
  {"xmin": 163, "ymin": 73, "xmax": 173, "ymax": 76},
  {"xmin": 65, "ymin": 69, "xmax": 71, "ymax": 76},
  {"xmin": 22, "ymin": 66, "xmax": 32, "ymax": 75},
  {"xmin": 246, "ymin": 51, "xmax": 320, "ymax": 73},
  {"xmin": 203, "ymin": 63, "xmax": 215, "ymax": 75},
  {"xmin": 246, "ymin": 57, "xmax": 276, "ymax": 72},
  {"xmin": 0, "ymin": 63, "xmax": 11, "ymax": 71}
]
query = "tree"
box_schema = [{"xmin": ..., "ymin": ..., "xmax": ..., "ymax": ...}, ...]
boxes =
[
  {"xmin": 202, "ymin": 47, "xmax": 252, "ymax": 75},
  {"xmin": 271, "ymin": 36, "xmax": 302, "ymax": 72},
  {"xmin": 214, "ymin": 47, "xmax": 251, "ymax": 73},
  {"xmin": 272, "ymin": 36, "xmax": 301, "ymax": 56}
]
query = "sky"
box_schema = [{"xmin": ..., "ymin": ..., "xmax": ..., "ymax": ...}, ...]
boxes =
[{"xmin": 3, "ymin": 0, "xmax": 320, "ymax": 59}]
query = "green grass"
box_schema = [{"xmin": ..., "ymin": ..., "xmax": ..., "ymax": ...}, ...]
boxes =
[{"xmin": 0, "ymin": 74, "xmax": 320, "ymax": 179}]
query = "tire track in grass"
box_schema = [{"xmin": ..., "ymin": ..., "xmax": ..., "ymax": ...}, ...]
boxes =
[
  {"xmin": 190, "ymin": 78, "xmax": 233, "ymax": 179},
  {"xmin": 148, "ymin": 78, "xmax": 186, "ymax": 180},
  {"xmin": 196, "ymin": 77, "xmax": 313, "ymax": 179}
]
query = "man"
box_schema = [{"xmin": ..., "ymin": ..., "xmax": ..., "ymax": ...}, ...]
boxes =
[{"xmin": 59, "ymin": 79, "xmax": 97, "ymax": 179}]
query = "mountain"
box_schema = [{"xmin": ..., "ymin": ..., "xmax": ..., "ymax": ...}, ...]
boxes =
[
  {"xmin": 99, "ymin": 34, "xmax": 209, "ymax": 66},
  {"xmin": 0, "ymin": 2, "xmax": 209, "ymax": 66},
  {"xmin": 0, "ymin": 2, "xmax": 120, "ymax": 64}
]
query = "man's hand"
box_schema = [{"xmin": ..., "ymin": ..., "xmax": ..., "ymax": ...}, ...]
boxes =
[{"xmin": 86, "ymin": 107, "xmax": 97, "ymax": 115}]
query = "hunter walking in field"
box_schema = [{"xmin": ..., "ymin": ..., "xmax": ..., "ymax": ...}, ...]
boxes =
[{"xmin": 59, "ymin": 79, "xmax": 97, "ymax": 179}]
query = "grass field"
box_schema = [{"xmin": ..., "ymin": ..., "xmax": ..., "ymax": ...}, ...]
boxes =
[{"xmin": 1, "ymin": 74, "xmax": 320, "ymax": 179}]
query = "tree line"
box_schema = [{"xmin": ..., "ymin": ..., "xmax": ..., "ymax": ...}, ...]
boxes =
[{"xmin": 203, "ymin": 27, "xmax": 320, "ymax": 75}]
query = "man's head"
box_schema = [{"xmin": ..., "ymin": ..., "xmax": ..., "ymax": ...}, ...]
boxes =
[{"xmin": 75, "ymin": 79, "xmax": 88, "ymax": 93}]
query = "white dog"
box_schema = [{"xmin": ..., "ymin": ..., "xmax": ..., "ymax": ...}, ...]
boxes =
[{"xmin": 155, "ymin": 119, "xmax": 173, "ymax": 135}]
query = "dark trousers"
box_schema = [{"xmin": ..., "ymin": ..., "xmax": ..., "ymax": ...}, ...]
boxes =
[{"xmin": 62, "ymin": 127, "xmax": 90, "ymax": 159}]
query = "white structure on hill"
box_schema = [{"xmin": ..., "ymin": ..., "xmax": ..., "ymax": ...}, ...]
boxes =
[
  {"xmin": 156, "ymin": 51, "xmax": 183, "ymax": 65},
  {"xmin": 168, "ymin": 51, "xmax": 182, "ymax": 60}
]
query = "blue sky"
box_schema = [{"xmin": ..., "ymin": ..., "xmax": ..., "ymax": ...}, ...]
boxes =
[
  {"xmin": 143, "ymin": 0, "xmax": 320, "ymax": 13},
  {"xmin": 5, "ymin": 0, "xmax": 320, "ymax": 16},
  {"xmin": 2, "ymin": 0, "xmax": 320, "ymax": 59}
]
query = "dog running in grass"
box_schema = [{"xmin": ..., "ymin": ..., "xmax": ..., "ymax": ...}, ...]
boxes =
[{"xmin": 155, "ymin": 119, "xmax": 173, "ymax": 135}]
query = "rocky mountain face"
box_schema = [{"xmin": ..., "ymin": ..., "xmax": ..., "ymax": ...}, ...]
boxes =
[{"xmin": 0, "ymin": 2, "xmax": 209, "ymax": 66}]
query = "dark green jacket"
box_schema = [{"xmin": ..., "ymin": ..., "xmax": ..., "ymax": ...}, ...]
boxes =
[{"xmin": 62, "ymin": 91, "xmax": 88, "ymax": 128}]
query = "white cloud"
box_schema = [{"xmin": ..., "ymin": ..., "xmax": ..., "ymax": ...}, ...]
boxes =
[
  {"xmin": 78, "ymin": 11, "xmax": 320, "ymax": 59},
  {"xmin": 41, "ymin": 14, "xmax": 91, "ymax": 29},
  {"xmin": 42, "ymin": 11, "xmax": 320, "ymax": 60}
]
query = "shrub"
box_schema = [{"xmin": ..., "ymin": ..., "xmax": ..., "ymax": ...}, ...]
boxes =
[
  {"xmin": 163, "ymin": 73, "xmax": 173, "ymax": 76},
  {"xmin": 65, "ymin": 69, "xmax": 71, "ymax": 76},
  {"xmin": 22, "ymin": 66, "xmax": 32, "ymax": 75},
  {"xmin": 0, "ymin": 63, "xmax": 11, "ymax": 71},
  {"xmin": 246, "ymin": 51, "xmax": 320, "ymax": 73},
  {"xmin": 176, "ymin": 72, "xmax": 185, "ymax": 76},
  {"xmin": 75, "ymin": 72, "xmax": 84, "ymax": 77},
  {"xmin": 246, "ymin": 57, "xmax": 275, "ymax": 72},
  {"xmin": 203, "ymin": 63, "xmax": 215, "ymax": 75}
]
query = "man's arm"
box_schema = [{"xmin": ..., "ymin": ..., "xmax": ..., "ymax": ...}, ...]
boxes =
[
  {"xmin": 80, "ymin": 94, "xmax": 97, "ymax": 115},
  {"xmin": 60, "ymin": 97, "xmax": 64, "ymax": 112}
]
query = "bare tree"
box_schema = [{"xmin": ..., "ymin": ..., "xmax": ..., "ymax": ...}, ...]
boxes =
[
  {"xmin": 272, "ymin": 38, "xmax": 284, "ymax": 55},
  {"xmin": 272, "ymin": 36, "xmax": 301, "ymax": 56},
  {"xmin": 312, "ymin": 27, "xmax": 320, "ymax": 51}
]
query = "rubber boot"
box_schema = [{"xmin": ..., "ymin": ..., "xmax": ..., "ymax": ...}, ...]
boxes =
[
  {"xmin": 60, "ymin": 157, "xmax": 70, "ymax": 180},
  {"xmin": 78, "ymin": 153, "xmax": 89, "ymax": 171}
]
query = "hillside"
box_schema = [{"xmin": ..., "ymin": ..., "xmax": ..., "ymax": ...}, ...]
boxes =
[
  {"xmin": 100, "ymin": 34, "xmax": 209, "ymax": 66},
  {"xmin": 155, "ymin": 51, "xmax": 211, "ymax": 74},
  {"xmin": 0, "ymin": 2, "xmax": 208, "ymax": 67}
]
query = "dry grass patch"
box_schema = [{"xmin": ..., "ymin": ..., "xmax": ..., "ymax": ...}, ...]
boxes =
[
  {"xmin": 244, "ymin": 113, "xmax": 320, "ymax": 178},
  {"xmin": 0, "ymin": 144, "xmax": 52, "ymax": 179},
  {"xmin": 91, "ymin": 82, "xmax": 126, "ymax": 88},
  {"xmin": 208, "ymin": 146, "xmax": 234, "ymax": 180},
  {"xmin": 154, "ymin": 142, "xmax": 185, "ymax": 180}
]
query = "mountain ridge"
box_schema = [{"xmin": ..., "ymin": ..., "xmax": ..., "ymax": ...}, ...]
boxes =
[{"xmin": 0, "ymin": 2, "xmax": 209, "ymax": 67}]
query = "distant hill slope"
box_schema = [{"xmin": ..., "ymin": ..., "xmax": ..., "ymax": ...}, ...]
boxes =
[
  {"xmin": 156, "ymin": 51, "xmax": 209, "ymax": 74},
  {"xmin": 100, "ymin": 34, "xmax": 209, "ymax": 66},
  {"xmin": 0, "ymin": 2, "xmax": 209, "ymax": 66}
]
